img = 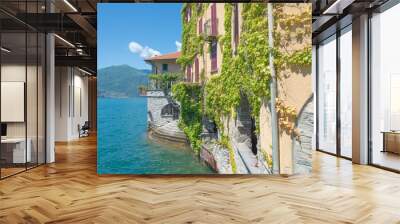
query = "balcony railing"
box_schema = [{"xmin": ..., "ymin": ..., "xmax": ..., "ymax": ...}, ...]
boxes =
[
  {"xmin": 148, "ymin": 79, "xmax": 176, "ymax": 92},
  {"xmin": 147, "ymin": 72, "xmax": 183, "ymax": 94},
  {"xmin": 203, "ymin": 18, "xmax": 218, "ymax": 38}
]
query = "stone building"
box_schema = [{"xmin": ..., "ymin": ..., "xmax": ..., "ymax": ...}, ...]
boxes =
[
  {"xmin": 145, "ymin": 52, "xmax": 187, "ymax": 144},
  {"xmin": 145, "ymin": 52, "xmax": 181, "ymax": 76},
  {"xmin": 181, "ymin": 3, "xmax": 313, "ymax": 175}
]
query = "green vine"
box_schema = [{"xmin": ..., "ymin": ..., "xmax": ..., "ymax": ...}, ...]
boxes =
[
  {"xmin": 137, "ymin": 85, "xmax": 147, "ymax": 96},
  {"xmin": 148, "ymin": 72, "xmax": 183, "ymax": 92},
  {"xmin": 284, "ymin": 47, "xmax": 312, "ymax": 66},
  {"xmin": 219, "ymin": 135, "xmax": 237, "ymax": 173},
  {"xmin": 205, "ymin": 3, "xmax": 271, "ymax": 134},
  {"xmin": 174, "ymin": 3, "xmax": 312, "ymax": 170},
  {"xmin": 276, "ymin": 98, "xmax": 300, "ymax": 140},
  {"xmin": 261, "ymin": 148, "xmax": 273, "ymax": 170},
  {"xmin": 171, "ymin": 82, "xmax": 203, "ymax": 152},
  {"xmin": 177, "ymin": 3, "xmax": 208, "ymax": 67},
  {"xmin": 274, "ymin": 4, "xmax": 312, "ymax": 70},
  {"xmin": 205, "ymin": 4, "xmax": 312, "ymax": 132}
]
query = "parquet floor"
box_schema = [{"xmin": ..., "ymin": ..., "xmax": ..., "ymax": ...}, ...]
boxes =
[{"xmin": 1, "ymin": 134, "xmax": 400, "ymax": 223}]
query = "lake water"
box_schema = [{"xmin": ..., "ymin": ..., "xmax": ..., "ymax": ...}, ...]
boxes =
[{"xmin": 97, "ymin": 97, "xmax": 214, "ymax": 174}]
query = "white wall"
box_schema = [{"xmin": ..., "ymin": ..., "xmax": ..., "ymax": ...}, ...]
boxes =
[
  {"xmin": 71, "ymin": 73, "xmax": 89, "ymax": 138},
  {"xmin": 55, "ymin": 67, "xmax": 89, "ymax": 141},
  {"xmin": 1, "ymin": 65, "xmax": 26, "ymax": 134},
  {"xmin": 55, "ymin": 66, "xmax": 69, "ymax": 141},
  {"xmin": 1, "ymin": 63, "xmax": 46, "ymax": 164},
  {"xmin": 1, "ymin": 65, "xmax": 36, "ymax": 138}
]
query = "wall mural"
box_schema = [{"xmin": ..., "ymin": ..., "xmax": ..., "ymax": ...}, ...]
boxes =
[{"xmin": 97, "ymin": 3, "xmax": 313, "ymax": 175}]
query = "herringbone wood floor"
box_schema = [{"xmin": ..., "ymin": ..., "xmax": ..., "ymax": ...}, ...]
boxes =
[{"xmin": 1, "ymin": 135, "xmax": 400, "ymax": 224}]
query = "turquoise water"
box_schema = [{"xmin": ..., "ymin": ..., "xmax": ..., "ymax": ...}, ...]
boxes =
[{"xmin": 97, "ymin": 97, "xmax": 214, "ymax": 174}]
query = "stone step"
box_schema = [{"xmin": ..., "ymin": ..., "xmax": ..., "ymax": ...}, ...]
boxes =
[
  {"xmin": 150, "ymin": 121, "xmax": 188, "ymax": 143},
  {"xmin": 233, "ymin": 142, "xmax": 269, "ymax": 174}
]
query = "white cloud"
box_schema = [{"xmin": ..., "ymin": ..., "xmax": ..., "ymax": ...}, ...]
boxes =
[
  {"xmin": 128, "ymin": 41, "xmax": 161, "ymax": 58},
  {"xmin": 129, "ymin": 42, "xmax": 143, "ymax": 53},
  {"xmin": 175, "ymin": 41, "xmax": 182, "ymax": 51}
]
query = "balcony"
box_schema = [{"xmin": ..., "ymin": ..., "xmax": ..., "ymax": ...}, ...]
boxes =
[
  {"xmin": 203, "ymin": 18, "xmax": 218, "ymax": 39},
  {"xmin": 146, "ymin": 72, "xmax": 183, "ymax": 95}
]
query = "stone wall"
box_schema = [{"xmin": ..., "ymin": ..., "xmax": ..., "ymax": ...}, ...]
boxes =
[
  {"xmin": 292, "ymin": 96, "xmax": 314, "ymax": 174},
  {"xmin": 147, "ymin": 90, "xmax": 174, "ymax": 128},
  {"xmin": 200, "ymin": 141, "xmax": 234, "ymax": 174},
  {"xmin": 223, "ymin": 95, "xmax": 253, "ymax": 149},
  {"xmin": 220, "ymin": 95, "xmax": 270, "ymax": 174}
]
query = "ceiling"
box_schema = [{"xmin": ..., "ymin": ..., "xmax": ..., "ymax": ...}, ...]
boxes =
[
  {"xmin": 0, "ymin": 0, "xmax": 99, "ymax": 74},
  {"xmin": 0, "ymin": 0, "xmax": 161, "ymax": 74},
  {"xmin": 311, "ymin": 0, "xmax": 391, "ymax": 43},
  {"xmin": 1, "ymin": 0, "xmax": 397, "ymax": 74}
]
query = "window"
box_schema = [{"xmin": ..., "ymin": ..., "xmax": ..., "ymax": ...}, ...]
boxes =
[
  {"xmin": 0, "ymin": 1, "xmax": 46, "ymax": 179},
  {"xmin": 370, "ymin": 4, "xmax": 400, "ymax": 171},
  {"xmin": 162, "ymin": 64, "xmax": 168, "ymax": 72},
  {"xmin": 317, "ymin": 35, "xmax": 337, "ymax": 155},
  {"xmin": 211, "ymin": 40, "xmax": 218, "ymax": 72},
  {"xmin": 185, "ymin": 7, "xmax": 191, "ymax": 22},
  {"xmin": 196, "ymin": 3, "xmax": 203, "ymax": 14},
  {"xmin": 339, "ymin": 26, "xmax": 352, "ymax": 158},
  {"xmin": 152, "ymin": 65, "xmax": 158, "ymax": 74},
  {"xmin": 316, "ymin": 26, "xmax": 353, "ymax": 159}
]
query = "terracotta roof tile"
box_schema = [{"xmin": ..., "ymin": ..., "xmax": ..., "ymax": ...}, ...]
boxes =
[{"xmin": 145, "ymin": 52, "xmax": 181, "ymax": 61}]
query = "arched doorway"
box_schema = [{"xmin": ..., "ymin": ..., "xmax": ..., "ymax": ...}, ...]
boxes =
[
  {"xmin": 161, "ymin": 102, "xmax": 180, "ymax": 120},
  {"xmin": 236, "ymin": 93, "xmax": 257, "ymax": 155}
]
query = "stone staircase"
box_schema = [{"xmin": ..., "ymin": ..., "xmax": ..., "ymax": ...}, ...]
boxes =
[
  {"xmin": 229, "ymin": 94, "xmax": 270, "ymax": 174},
  {"xmin": 150, "ymin": 120, "xmax": 188, "ymax": 144},
  {"xmin": 233, "ymin": 141, "xmax": 270, "ymax": 174}
]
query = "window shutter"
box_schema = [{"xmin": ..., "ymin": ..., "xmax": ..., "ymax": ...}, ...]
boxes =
[
  {"xmin": 188, "ymin": 65, "xmax": 193, "ymax": 82},
  {"xmin": 211, "ymin": 3, "xmax": 217, "ymax": 36},
  {"xmin": 186, "ymin": 66, "xmax": 191, "ymax": 82},
  {"xmin": 199, "ymin": 18, "xmax": 203, "ymax": 34},
  {"xmin": 185, "ymin": 7, "xmax": 191, "ymax": 22},
  {"xmin": 234, "ymin": 4, "xmax": 239, "ymax": 49},
  {"xmin": 195, "ymin": 58, "xmax": 199, "ymax": 82}
]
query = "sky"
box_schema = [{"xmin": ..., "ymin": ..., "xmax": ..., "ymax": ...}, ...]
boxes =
[{"xmin": 97, "ymin": 3, "xmax": 182, "ymax": 70}]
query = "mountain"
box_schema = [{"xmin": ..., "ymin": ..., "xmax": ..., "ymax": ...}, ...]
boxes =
[
  {"xmin": 98, "ymin": 65, "xmax": 151, "ymax": 98},
  {"xmin": 139, "ymin": 69, "xmax": 152, "ymax": 75}
]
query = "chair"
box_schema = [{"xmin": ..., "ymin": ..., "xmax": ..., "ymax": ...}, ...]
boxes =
[{"xmin": 79, "ymin": 121, "xmax": 90, "ymax": 138}]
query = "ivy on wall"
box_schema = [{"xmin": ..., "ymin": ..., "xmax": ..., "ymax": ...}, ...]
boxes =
[
  {"xmin": 276, "ymin": 98, "xmax": 300, "ymax": 139},
  {"xmin": 283, "ymin": 47, "xmax": 312, "ymax": 67},
  {"xmin": 219, "ymin": 135, "xmax": 237, "ymax": 173},
  {"xmin": 173, "ymin": 3, "xmax": 312, "ymax": 167},
  {"xmin": 205, "ymin": 3, "xmax": 271, "ymax": 133},
  {"xmin": 177, "ymin": 3, "xmax": 208, "ymax": 67},
  {"xmin": 172, "ymin": 82, "xmax": 203, "ymax": 152},
  {"xmin": 274, "ymin": 3, "xmax": 312, "ymax": 138}
]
